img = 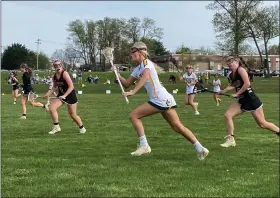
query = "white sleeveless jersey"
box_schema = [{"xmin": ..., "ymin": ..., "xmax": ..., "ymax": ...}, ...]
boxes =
[
  {"xmin": 183, "ymin": 72, "xmax": 197, "ymax": 94},
  {"xmin": 131, "ymin": 59, "xmax": 176, "ymax": 108},
  {"xmin": 212, "ymin": 79, "xmax": 221, "ymax": 93}
]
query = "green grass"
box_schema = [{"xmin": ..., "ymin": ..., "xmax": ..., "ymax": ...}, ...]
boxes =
[{"xmin": 1, "ymin": 91, "xmax": 279, "ymax": 197}]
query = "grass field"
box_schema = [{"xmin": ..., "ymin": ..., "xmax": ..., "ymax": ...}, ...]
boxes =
[{"xmin": 1, "ymin": 89, "xmax": 279, "ymax": 196}]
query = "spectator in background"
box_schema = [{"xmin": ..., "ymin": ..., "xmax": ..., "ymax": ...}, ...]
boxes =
[
  {"xmin": 72, "ymin": 72, "xmax": 77, "ymax": 83},
  {"xmin": 198, "ymin": 75, "xmax": 203, "ymax": 85},
  {"xmin": 168, "ymin": 75, "xmax": 176, "ymax": 84},
  {"xmin": 93, "ymin": 75, "xmax": 99, "ymax": 84},
  {"xmin": 204, "ymin": 72, "xmax": 209, "ymax": 84},
  {"xmin": 104, "ymin": 79, "xmax": 111, "ymax": 85},
  {"xmin": 86, "ymin": 75, "xmax": 93, "ymax": 84},
  {"xmin": 77, "ymin": 69, "xmax": 82, "ymax": 84}
]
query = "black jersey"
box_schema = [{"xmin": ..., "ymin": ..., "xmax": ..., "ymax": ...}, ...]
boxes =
[
  {"xmin": 229, "ymin": 67, "xmax": 262, "ymax": 111},
  {"xmin": 11, "ymin": 78, "xmax": 19, "ymax": 86},
  {"xmin": 53, "ymin": 71, "xmax": 77, "ymax": 104},
  {"xmin": 11, "ymin": 77, "xmax": 19, "ymax": 90},
  {"xmin": 22, "ymin": 72, "xmax": 33, "ymax": 93},
  {"xmin": 229, "ymin": 67, "xmax": 257, "ymax": 99}
]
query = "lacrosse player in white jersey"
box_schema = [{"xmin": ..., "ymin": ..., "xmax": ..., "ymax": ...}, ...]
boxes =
[
  {"xmin": 179, "ymin": 65, "xmax": 199, "ymax": 115},
  {"xmin": 113, "ymin": 42, "xmax": 209, "ymax": 160},
  {"xmin": 210, "ymin": 74, "xmax": 222, "ymax": 106}
]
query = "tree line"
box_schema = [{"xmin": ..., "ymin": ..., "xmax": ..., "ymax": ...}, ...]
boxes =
[
  {"xmin": 1, "ymin": 2, "xmax": 279, "ymax": 72},
  {"xmin": 207, "ymin": 0, "xmax": 279, "ymax": 74},
  {"xmin": 51, "ymin": 17, "xmax": 169, "ymax": 71}
]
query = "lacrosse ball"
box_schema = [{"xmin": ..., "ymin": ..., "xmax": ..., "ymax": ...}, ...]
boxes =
[
  {"xmin": 2, "ymin": 93, "xmax": 4, "ymax": 95},
  {"xmin": 176, "ymin": 89, "xmax": 178, "ymax": 91},
  {"xmin": 82, "ymin": 84, "xmax": 85, "ymax": 88}
]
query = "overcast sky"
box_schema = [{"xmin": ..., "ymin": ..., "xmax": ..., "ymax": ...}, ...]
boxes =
[{"xmin": 2, "ymin": 1, "xmax": 279, "ymax": 57}]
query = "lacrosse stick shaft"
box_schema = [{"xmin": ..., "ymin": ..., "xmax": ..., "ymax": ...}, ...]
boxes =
[{"xmin": 111, "ymin": 61, "xmax": 129, "ymax": 104}]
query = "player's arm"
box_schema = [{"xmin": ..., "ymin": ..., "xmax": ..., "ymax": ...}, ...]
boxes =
[
  {"xmin": 61, "ymin": 71, "xmax": 74, "ymax": 97},
  {"xmin": 235, "ymin": 67, "xmax": 251, "ymax": 96},
  {"xmin": 117, "ymin": 73, "xmax": 137, "ymax": 88},
  {"xmin": 220, "ymin": 84, "xmax": 235, "ymax": 93},
  {"xmin": 131, "ymin": 68, "xmax": 149, "ymax": 95}
]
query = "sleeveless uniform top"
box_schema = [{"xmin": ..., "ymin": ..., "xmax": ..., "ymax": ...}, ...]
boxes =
[
  {"xmin": 22, "ymin": 72, "xmax": 33, "ymax": 93},
  {"xmin": 11, "ymin": 78, "xmax": 19, "ymax": 89},
  {"xmin": 212, "ymin": 79, "xmax": 221, "ymax": 93},
  {"xmin": 131, "ymin": 59, "xmax": 177, "ymax": 110},
  {"xmin": 229, "ymin": 67, "xmax": 262, "ymax": 111},
  {"xmin": 53, "ymin": 71, "xmax": 77, "ymax": 104}
]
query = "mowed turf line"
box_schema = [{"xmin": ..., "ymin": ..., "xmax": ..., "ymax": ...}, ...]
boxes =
[{"xmin": 1, "ymin": 93, "xmax": 279, "ymax": 197}]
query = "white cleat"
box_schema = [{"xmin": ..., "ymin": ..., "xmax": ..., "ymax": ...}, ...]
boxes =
[
  {"xmin": 20, "ymin": 116, "xmax": 26, "ymax": 120},
  {"xmin": 220, "ymin": 135, "xmax": 236, "ymax": 148},
  {"xmin": 48, "ymin": 125, "xmax": 61, "ymax": 134},
  {"xmin": 216, "ymin": 102, "xmax": 220, "ymax": 106},
  {"xmin": 131, "ymin": 145, "xmax": 151, "ymax": 156},
  {"xmin": 194, "ymin": 111, "xmax": 200, "ymax": 115},
  {"xmin": 79, "ymin": 127, "xmax": 86, "ymax": 134},
  {"xmin": 197, "ymin": 147, "xmax": 209, "ymax": 160}
]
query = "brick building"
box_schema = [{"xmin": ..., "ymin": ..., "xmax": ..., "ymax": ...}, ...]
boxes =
[{"xmin": 150, "ymin": 53, "xmax": 280, "ymax": 72}]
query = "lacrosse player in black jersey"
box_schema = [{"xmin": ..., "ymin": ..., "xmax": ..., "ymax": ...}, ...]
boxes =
[
  {"xmin": 44, "ymin": 60, "xmax": 86, "ymax": 134},
  {"xmin": 19, "ymin": 63, "xmax": 48, "ymax": 120},
  {"xmin": 9, "ymin": 72, "xmax": 21, "ymax": 104},
  {"xmin": 219, "ymin": 56, "xmax": 279, "ymax": 147}
]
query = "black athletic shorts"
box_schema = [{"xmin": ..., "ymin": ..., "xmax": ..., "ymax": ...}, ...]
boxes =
[
  {"xmin": 12, "ymin": 85, "xmax": 19, "ymax": 91},
  {"xmin": 57, "ymin": 90, "xmax": 78, "ymax": 105},
  {"xmin": 22, "ymin": 85, "xmax": 33, "ymax": 95},
  {"xmin": 238, "ymin": 96, "xmax": 263, "ymax": 112}
]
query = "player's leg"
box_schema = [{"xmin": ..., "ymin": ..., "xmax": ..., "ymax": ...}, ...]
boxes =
[
  {"xmin": 188, "ymin": 94, "xmax": 199, "ymax": 115},
  {"xmin": 12, "ymin": 90, "xmax": 16, "ymax": 104},
  {"xmin": 48, "ymin": 99, "xmax": 63, "ymax": 134},
  {"xmin": 251, "ymin": 107, "xmax": 279, "ymax": 135},
  {"xmin": 67, "ymin": 103, "xmax": 86, "ymax": 134},
  {"xmin": 129, "ymin": 103, "xmax": 162, "ymax": 156},
  {"xmin": 221, "ymin": 102, "xmax": 243, "ymax": 147},
  {"xmin": 213, "ymin": 93, "xmax": 221, "ymax": 106},
  {"xmin": 20, "ymin": 94, "xmax": 28, "ymax": 119},
  {"xmin": 161, "ymin": 108, "xmax": 209, "ymax": 160},
  {"xmin": 184, "ymin": 94, "xmax": 189, "ymax": 105}
]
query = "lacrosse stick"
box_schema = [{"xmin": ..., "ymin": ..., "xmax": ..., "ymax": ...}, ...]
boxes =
[
  {"xmin": 101, "ymin": 47, "xmax": 129, "ymax": 104},
  {"xmin": 28, "ymin": 92, "xmax": 69, "ymax": 105},
  {"xmin": 195, "ymin": 82, "xmax": 239, "ymax": 99},
  {"xmin": 171, "ymin": 56, "xmax": 184, "ymax": 76}
]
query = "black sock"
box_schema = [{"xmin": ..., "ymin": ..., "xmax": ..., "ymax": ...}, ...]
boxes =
[
  {"xmin": 79, "ymin": 125, "xmax": 84, "ymax": 129},
  {"xmin": 276, "ymin": 132, "xmax": 280, "ymax": 137},
  {"xmin": 22, "ymin": 114, "xmax": 26, "ymax": 116},
  {"xmin": 54, "ymin": 122, "xmax": 59, "ymax": 125},
  {"xmin": 231, "ymin": 135, "xmax": 234, "ymax": 137}
]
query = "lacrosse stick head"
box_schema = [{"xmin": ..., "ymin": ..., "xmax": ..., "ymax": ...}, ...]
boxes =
[
  {"xmin": 101, "ymin": 47, "xmax": 114, "ymax": 63},
  {"xmin": 28, "ymin": 92, "xmax": 39, "ymax": 101}
]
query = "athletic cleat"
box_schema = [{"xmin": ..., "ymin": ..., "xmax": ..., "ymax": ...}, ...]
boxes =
[
  {"xmin": 194, "ymin": 111, "xmax": 200, "ymax": 115},
  {"xmin": 20, "ymin": 116, "xmax": 26, "ymax": 120},
  {"xmin": 216, "ymin": 102, "xmax": 220, "ymax": 106},
  {"xmin": 79, "ymin": 127, "xmax": 86, "ymax": 134},
  {"xmin": 131, "ymin": 145, "xmax": 151, "ymax": 156},
  {"xmin": 220, "ymin": 135, "xmax": 236, "ymax": 147},
  {"xmin": 48, "ymin": 125, "xmax": 61, "ymax": 134},
  {"xmin": 197, "ymin": 147, "xmax": 209, "ymax": 160}
]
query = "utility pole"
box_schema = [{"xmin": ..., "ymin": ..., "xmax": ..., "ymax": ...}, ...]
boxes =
[{"xmin": 35, "ymin": 39, "xmax": 41, "ymax": 70}]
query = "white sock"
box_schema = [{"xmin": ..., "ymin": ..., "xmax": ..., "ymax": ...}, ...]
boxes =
[
  {"xmin": 139, "ymin": 135, "xmax": 148, "ymax": 147},
  {"xmin": 193, "ymin": 141, "xmax": 203, "ymax": 152}
]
